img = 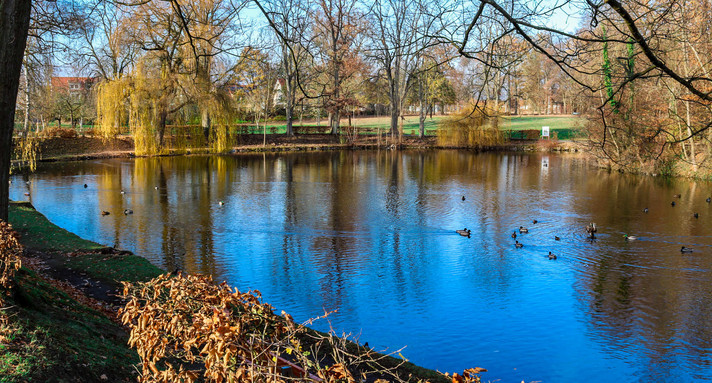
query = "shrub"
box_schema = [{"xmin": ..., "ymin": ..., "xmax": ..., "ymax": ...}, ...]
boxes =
[
  {"xmin": 121, "ymin": 273, "xmax": 487, "ymax": 383},
  {"xmin": 41, "ymin": 127, "xmax": 78, "ymax": 138},
  {"xmin": 437, "ymin": 106, "xmax": 504, "ymax": 148},
  {"xmin": 0, "ymin": 221, "xmax": 22, "ymax": 306}
]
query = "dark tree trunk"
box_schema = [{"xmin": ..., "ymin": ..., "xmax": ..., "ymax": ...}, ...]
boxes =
[{"xmin": 0, "ymin": 0, "xmax": 32, "ymax": 221}]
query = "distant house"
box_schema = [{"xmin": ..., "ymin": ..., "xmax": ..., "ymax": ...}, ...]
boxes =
[{"xmin": 50, "ymin": 77, "xmax": 98, "ymax": 95}]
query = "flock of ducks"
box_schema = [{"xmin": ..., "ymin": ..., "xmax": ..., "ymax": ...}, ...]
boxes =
[
  {"xmin": 457, "ymin": 192, "xmax": 705, "ymax": 257},
  {"xmin": 96, "ymin": 185, "xmax": 227, "ymax": 216}
]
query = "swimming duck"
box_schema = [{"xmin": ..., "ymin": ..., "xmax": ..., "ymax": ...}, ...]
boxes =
[
  {"xmin": 548, "ymin": 252, "xmax": 557, "ymax": 260},
  {"xmin": 511, "ymin": 231, "xmax": 517, "ymax": 239},
  {"xmin": 83, "ymin": 184, "xmax": 88, "ymax": 188},
  {"xmin": 461, "ymin": 196, "xmax": 466, "ymax": 201},
  {"xmin": 674, "ymin": 194, "xmax": 682, "ymax": 198},
  {"xmin": 586, "ymin": 223, "xmax": 597, "ymax": 234},
  {"xmin": 532, "ymin": 219, "xmax": 538, "ymax": 224},
  {"xmin": 218, "ymin": 201, "xmax": 225, "ymax": 206},
  {"xmin": 707, "ymin": 197, "xmax": 711, "ymax": 203},
  {"xmin": 456, "ymin": 228, "xmax": 471, "ymax": 237},
  {"xmin": 124, "ymin": 209, "xmax": 133, "ymax": 215},
  {"xmin": 554, "ymin": 236, "xmax": 560, "ymax": 241},
  {"xmin": 681, "ymin": 246, "xmax": 693, "ymax": 253},
  {"xmin": 694, "ymin": 213, "xmax": 699, "ymax": 219},
  {"xmin": 101, "ymin": 211, "xmax": 110, "ymax": 216},
  {"xmin": 120, "ymin": 190, "xmax": 126, "ymax": 195},
  {"xmin": 515, "ymin": 241, "xmax": 523, "ymax": 248},
  {"xmin": 519, "ymin": 226, "xmax": 529, "ymax": 233},
  {"xmin": 154, "ymin": 186, "xmax": 159, "ymax": 190},
  {"xmin": 623, "ymin": 234, "xmax": 637, "ymax": 241},
  {"xmin": 643, "ymin": 208, "xmax": 649, "ymax": 213},
  {"xmin": 671, "ymin": 201, "xmax": 676, "ymax": 207}
]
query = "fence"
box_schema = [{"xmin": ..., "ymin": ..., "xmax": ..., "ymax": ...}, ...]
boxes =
[{"xmin": 503, "ymin": 128, "xmax": 583, "ymax": 140}]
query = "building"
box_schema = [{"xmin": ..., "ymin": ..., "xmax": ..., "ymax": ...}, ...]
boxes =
[{"xmin": 50, "ymin": 77, "xmax": 98, "ymax": 95}]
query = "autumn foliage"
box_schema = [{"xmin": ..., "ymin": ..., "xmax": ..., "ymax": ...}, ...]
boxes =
[
  {"xmin": 121, "ymin": 273, "xmax": 485, "ymax": 383},
  {"xmin": 0, "ymin": 221, "xmax": 22, "ymax": 306}
]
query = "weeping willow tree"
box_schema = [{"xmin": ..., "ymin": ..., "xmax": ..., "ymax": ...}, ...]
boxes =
[
  {"xmin": 96, "ymin": 78, "xmax": 130, "ymax": 138},
  {"xmin": 437, "ymin": 105, "xmax": 504, "ymax": 148}
]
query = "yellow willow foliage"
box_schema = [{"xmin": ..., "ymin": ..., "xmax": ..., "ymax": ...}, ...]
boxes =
[
  {"xmin": 129, "ymin": 67, "xmax": 165, "ymax": 156},
  {"xmin": 97, "ymin": 79, "xmax": 130, "ymax": 138},
  {"xmin": 12, "ymin": 134, "xmax": 38, "ymax": 173},
  {"xmin": 437, "ymin": 105, "xmax": 505, "ymax": 148},
  {"xmin": 203, "ymin": 94, "xmax": 237, "ymax": 153}
]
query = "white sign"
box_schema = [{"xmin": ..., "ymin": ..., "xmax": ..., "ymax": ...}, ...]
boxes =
[{"xmin": 542, "ymin": 126, "xmax": 550, "ymax": 138}]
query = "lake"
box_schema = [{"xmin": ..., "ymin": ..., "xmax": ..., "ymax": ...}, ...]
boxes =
[{"xmin": 10, "ymin": 150, "xmax": 712, "ymax": 381}]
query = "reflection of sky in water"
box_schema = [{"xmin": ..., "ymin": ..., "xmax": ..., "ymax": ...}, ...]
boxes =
[{"xmin": 10, "ymin": 151, "xmax": 712, "ymax": 382}]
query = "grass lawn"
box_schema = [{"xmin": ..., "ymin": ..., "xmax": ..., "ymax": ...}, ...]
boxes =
[{"xmin": 500, "ymin": 115, "xmax": 582, "ymax": 131}]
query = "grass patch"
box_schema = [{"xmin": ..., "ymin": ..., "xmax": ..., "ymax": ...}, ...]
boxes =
[
  {"xmin": 0, "ymin": 268, "xmax": 137, "ymax": 382},
  {"xmin": 8, "ymin": 202, "xmax": 103, "ymax": 252},
  {"xmin": 500, "ymin": 115, "xmax": 582, "ymax": 131},
  {"xmin": 65, "ymin": 253, "xmax": 163, "ymax": 285}
]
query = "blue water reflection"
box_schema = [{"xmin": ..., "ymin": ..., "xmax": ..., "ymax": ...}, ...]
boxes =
[{"xmin": 9, "ymin": 150, "xmax": 712, "ymax": 381}]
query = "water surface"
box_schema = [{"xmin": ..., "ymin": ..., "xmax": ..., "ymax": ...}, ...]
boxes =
[{"xmin": 10, "ymin": 150, "xmax": 712, "ymax": 382}]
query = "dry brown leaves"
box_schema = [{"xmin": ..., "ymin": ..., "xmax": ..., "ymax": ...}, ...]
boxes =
[
  {"xmin": 120, "ymin": 273, "xmax": 302, "ymax": 383},
  {"xmin": 0, "ymin": 220, "xmax": 22, "ymax": 306}
]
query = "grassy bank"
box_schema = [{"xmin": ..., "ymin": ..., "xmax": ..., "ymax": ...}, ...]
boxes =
[
  {"xmin": 1, "ymin": 203, "xmax": 453, "ymax": 383},
  {"xmin": 1, "ymin": 202, "xmax": 163, "ymax": 382}
]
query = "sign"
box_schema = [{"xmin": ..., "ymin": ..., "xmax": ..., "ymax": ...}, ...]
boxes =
[{"xmin": 542, "ymin": 126, "xmax": 550, "ymax": 138}]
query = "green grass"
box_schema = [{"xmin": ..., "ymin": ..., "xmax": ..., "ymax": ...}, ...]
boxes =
[
  {"xmin": 8, "ymin": 202, "xmax": 103, "ymax": 252},
  {"xmin": 8, "ymin": 202, "xmax": 163, "ymax": 284},
  {"xmin": 1, "ymin": 268, "xmax": 137, "ymax": 382},
  {"xmin": 500, "ymin": 115, "xmax": 582, "ymax": 131},
  {"xmin": 65, "ymin": 254, "xmax": 163, "ymax": 284}
]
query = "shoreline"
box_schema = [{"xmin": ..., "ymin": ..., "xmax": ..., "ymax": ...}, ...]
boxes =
[
  {"xmin": 3, "ymin": 201, "xmax": 455, "ymax": 383},
  {"xmin": 13, "ymin": 135, "xmax": 584, "ymax": 166}
]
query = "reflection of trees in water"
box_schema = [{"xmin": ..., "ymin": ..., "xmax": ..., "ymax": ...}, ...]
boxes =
[{"xmin": 572, "ymin": 170, "xmax": 712, "ymax": 377}]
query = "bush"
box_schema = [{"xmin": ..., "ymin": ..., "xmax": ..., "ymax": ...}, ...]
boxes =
[
  {"xmin": 121, "ymin": 273, "xmax": 487, "ymax": 383},
  {"xmin": 437, "ymin": 106, "xmax": 504, "ymax": 148},
  {"xmin": 40, "ymin": 127, "xmax": 78, "ymax": 138},
  {"xmin": 0, "ymin": 221, "xmax": 22, "ymax": 306}
]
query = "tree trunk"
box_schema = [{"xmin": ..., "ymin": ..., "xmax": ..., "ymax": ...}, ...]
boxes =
[
  {"xmin": 201, "ymin": 109, "xmax": 210, "ymax": 143},
  {"xmin": 418, "ymin": 76, "xmax": 425, "ymax": 138},
  {"xmin": 23, "ymin": 64, "xmax": 29, "ymax": 137},
  {"xmin": 0, "ymin": 0, "xmax": 32, "ymax": 221}
]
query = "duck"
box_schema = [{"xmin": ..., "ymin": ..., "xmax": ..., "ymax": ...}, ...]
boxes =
[
  {"xmin": 694, "ymin": 212, "xmax": 699, "ymax": 219},
  {"xmin": 456, "ymin": 228, "xmax": 471, "ymax": 237},
  {"xmin": 101, "ymin": 211, "xmax": 110, "ymax": 216},
  {"xmin": 674, "ymin": 194, "xmax": 682, "ymax": 198},
  {"xmin": 548, "ymin": 252, "xmax": 557, "ymax": 260},
  {"xmin": 218, "ymin": 201, "xmax": 225, "ymax": 206},
  {"xmin": 681, "ymin": 246, "xmax": 694, "ymax": 253},
  {"xmin": 511, "ymin": 231, "xmax": 517, "ymax": 239},
  {"xmin": 83, "ymin": 184, "xmax": 88, "ymax": 188},
  {"xmin": 120, "ymin": 190, "xmax": 126, "ymax": 195},
  {"xmin": 515, "ymin": 241, "xmax": 523, "ymax": 248},
  {"xmin": 532, "ymin": 219, "xmax": 538, "ymax": 224},
  {"xmin": 671, "ymin": 201, "xmax": 676, "ymax": 207},
  {"xmin": 554, "ymin": 236, "xmax": 560, "ymax": 241},
  {"xmin": 623, "ymin": 234, "xmax": 637, "ymax": 241},
  {"xmin": 707, "ymin": 197, "xmax": 711, "ymax": 203},
  {"xmin": 124, "ymin": 209, "xmax": 133, "ymax": 215},
  {"xmin": 461, "ymin": 196, "xmax": 466, "ymax": 201},
  {"xmin": 519, "ymin": 226, "xmax": 529, "ymax": 234},
  {"xmin": 154, "ymin": 186, "xmax": 159, "ymax": 190},
  {"xmin": 586, "ymin": 222, "xmax": 597, "ymax": 234},
  {"xmin": 643, "ymin": 207, "xmax": 649, "ymax": 213}
]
